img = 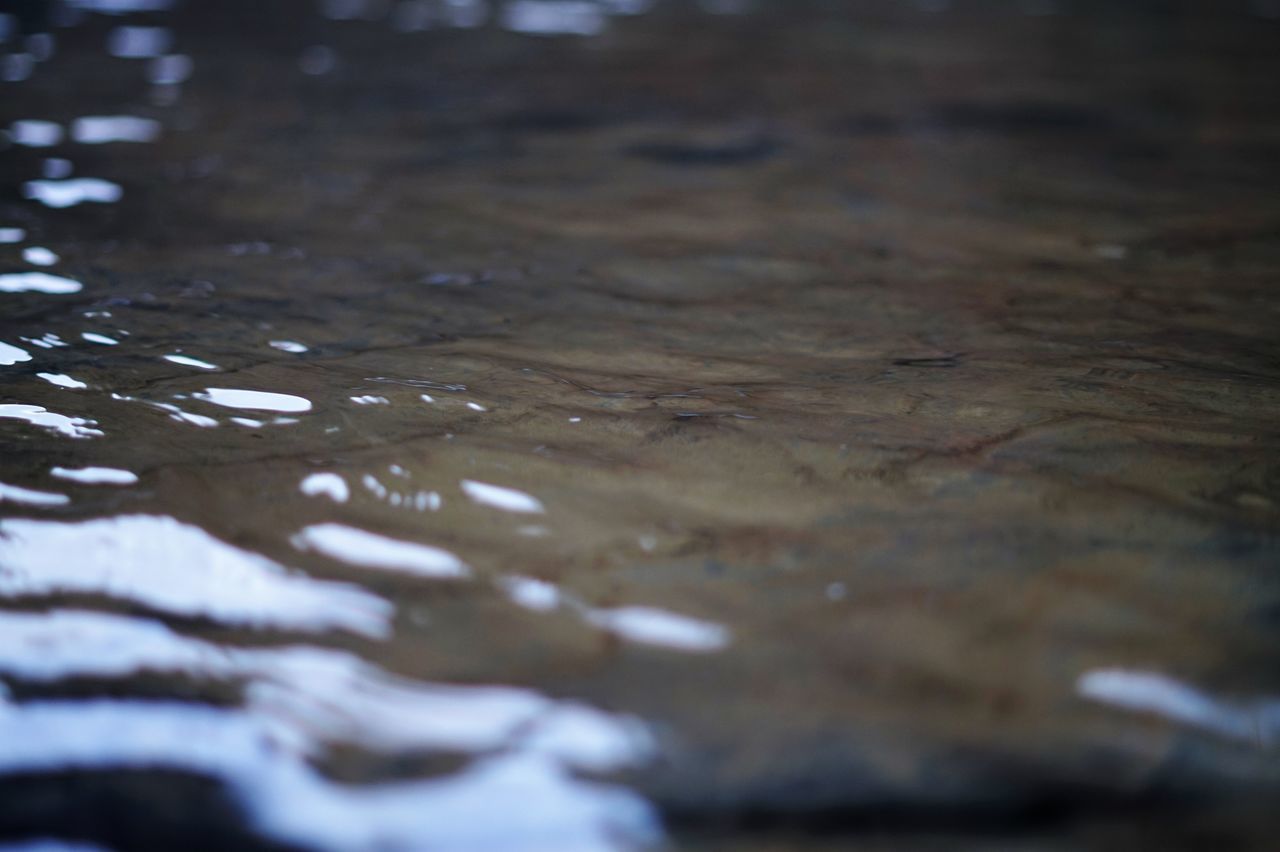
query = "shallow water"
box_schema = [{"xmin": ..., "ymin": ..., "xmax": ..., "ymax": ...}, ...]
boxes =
[{"xmin": 2, "ymin": 0, "xmax": 1280, "ymax": 849}]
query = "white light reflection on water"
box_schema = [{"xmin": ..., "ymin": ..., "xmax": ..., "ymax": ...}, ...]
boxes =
[
  {"xmin": 584, "ymin": 606, "xmax": 731, "ymax": 653},
  {"xmin": 26, "ymin": 333, "xmax": 70, "ymax": 349},
  {"xmin": 0, "ymin": 227, "xmax": 26, "ymax": 243},
  {"xmin": 0, "ymin": 272, "xmax": 82, "ymax": 294},
  {"xmin": 71, "ymin": 115, "xmax": 161, "ymax": 144},
  {"xmin": 300, "ymin": 473, "xmax": 351, "ymax": 503},
  {"xmin": 163, "ymin": 353, "xmax": 218, "ymax": 370},
  {"xmin": 0, "ymin": 609, "xmax": 659, "ymax": 850},
  {"xmin": 0, "ymin": 482, "xmax": 70, "ymax": 507},
  {"xmin": 0, "ymin": 341, "xmax": 31, "ymax": 366},
  {"xmin": 461, "ymin": 479, "xmax": 545, "ymax": 513},
  {"xmin": 293, "ymin": 523, "xmax": 470, "ymax": 579},
  {"xmin": 22, "ymin": 246, "xmax": 59, "ymax": 266},
  {"xmin": 7, "ymin": 120, "xmax": 62, "ymax": 147},
  {"xmin": 358, "ymin": 474, "xmax": 443, "ymax": 512},
  {"xmin": 0, "ymin": 404, "xmax": 103, "ymax": 439},
  {"xmin": 108, "ymin": 393, "xmax": 221, "ymax": 428},
  {"xmin": 1077, "ymin": 668, "xmax": 1280, "ymax": 746},
  {"xmin": 50, "ymin": 466, "xmax": 138, "ymax": 485},
  {"xmin": 24, "ymin": 178, "xmax": 123, "ymax": 209},
  {"xmin": 502, "ymin": 575, "xmax": 561, "ymax": 611},
  {"xmin": 498, "ymin": 576, "xmax": 732, "ymax": 653},
  {"xmin": 0, "ymin": 515, "xmax": 391, "ymax": 637},
  {"xmin": 0, "ymin": 610, "xmax": 652, "ymax": 761},
  {"xmin": 195, "ymin": 388, "xmax": 312, "ymax": 412},
  {"xmin": 154, "ymin": 402, "xmax": 218, "ymax": 427},
  {"xmin": 37, "ymin": 373, "xmax": 88, "ymax": 389},
  {"xmin": 0, "ymin": 697, "xmax": 657, "ymax": 852}
]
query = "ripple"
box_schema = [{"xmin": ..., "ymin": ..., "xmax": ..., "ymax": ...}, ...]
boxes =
[
  {"xmin": 0, "ymin": 403, "xmax": 103, "ymax": 439},
  {"xmin": 0, "ymin": 609, "xmax": 651, "ymax": 761},
  {"xmin": 0, "ymin": 609, "xmax": 658, "ymax": 849},
  {"xmin": 0, "ymin": 482, "xmax": 70, "ymax": 507},
  {"xmin": 1077, "ymin": 668, "xmax": 1280, "ymax": 745},
  {"xmin": 0, "ymin": 515, "xmax": 391, "ymax": 637},
  {"xmin": 24, "ymin": 333, "xmax": 71, "ymax": 349},
  {"xmin": 37, "ymin": 373, "xmax": 88, "ymax": 389},
  {"xmin": 151, "ymin": 401, "xmax": 218, "ymax": 427},
  {"xmin": 22, "ymin": 246, "xmax": 59, "ymax": 266},
  {"xmin": 501, "ymin": 576, "xmax": 561, "ymax": 612},
  {"xmin": 583, "ymin": 606, "xmax": 731, "ymax": 653},
  {"xmin": 497, "ymin": 575, "xmax": 731, "ymax": 653},
  {"xmin": 23, "ymin": 178, "xmax": 123, "ymax": 209},
  {"xmin": 293, "ymin": 524, "xmax": 469, "ymax": 579},
  {"xmin": 0, "ymin": 272, "xmax": 82, "ymax": 294},
  {"xmin": 8, "ymin": 120, "xmax": 63, "ymax": 147},
  {"xmin": 50, "ymin": 466, "xmax": 139, "ymax": 485},
  {"xmin": 461, "ymin": 479, "xmax": 545, "ymax": 513},
  {"xmin": 71, "ymin": 115, "xmax": 162, "ymax": 144},
  {"xmin": 194, "ymin": 388, "xmax": 312, "ymax": 412},
  {"xmin": 163, "ymin": 353, "xmax": 218, "ymax": 370},
  {"xmin": 0, "ymin": 697, "xmax": 656, "ymax": 852},
  {"xmin": 0, "ymin": 341, "xmax": 31, "ymax": 366},
  {"xmin": 300, "ymin": 472, "xmax": 350, "ymax": 503}
]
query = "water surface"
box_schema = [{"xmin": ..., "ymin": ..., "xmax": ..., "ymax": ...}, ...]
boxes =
[{"xmin": 2, "ymin": 0, "xmax": 1280, "ymax": 849}]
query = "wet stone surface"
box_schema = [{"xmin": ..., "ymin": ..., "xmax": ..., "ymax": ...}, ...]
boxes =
[{"xmin": 2, "ymin": 0, "xmax": 1280, "ymax": 849}]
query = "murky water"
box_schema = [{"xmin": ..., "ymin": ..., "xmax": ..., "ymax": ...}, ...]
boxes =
[{"xmin": 3, "ymin": 0, "xmax": 1280, "ymax": 849}]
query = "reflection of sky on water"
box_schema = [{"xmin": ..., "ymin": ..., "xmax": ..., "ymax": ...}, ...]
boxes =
[
  {"xmin": 0, "ymin": 696, "xmax": 656, "ymax": 852},
  {"xmin": 49, "ymin": 465, "xmax": 138, "ymax": 484},
  {"xmin": 0, "ymin": 271, "xmax": 82, "ymax": 293},
  {"xmin": 0, "ymin": 403, "xmax": 103, "ymax": 438},
  {"xmin": 23, "ymin": 178, "xmax": 122, "ymax": 208},
  {"xmin": 293, "ymin": 522, "xmax": 472, "ymax": 578},
  {"xmin": 0, "ymin": 572, "xmax": 658, "ymax": 849},
  {"xmin": 0, "ymin": 515, "xmax": 393, "ymax": 637},
  {"xmin": 1078, "ymin": 669, "xmax": 1280, "ymax": 747}
]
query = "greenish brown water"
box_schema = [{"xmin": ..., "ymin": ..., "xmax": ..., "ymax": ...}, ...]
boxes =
[{"xmin": 2, "ymin": 1, "xmax": 1280, "ymax": 849}]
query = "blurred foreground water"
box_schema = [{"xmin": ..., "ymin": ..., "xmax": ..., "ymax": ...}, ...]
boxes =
[{"xmin": 2, "ymin": 1, "xmax": 1280, "ymax": 849}]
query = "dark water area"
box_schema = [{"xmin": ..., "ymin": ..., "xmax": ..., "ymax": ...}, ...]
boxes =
[{"xmin": 2, "ymin": 0, "xmax": 1280, "ymax": 849}]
